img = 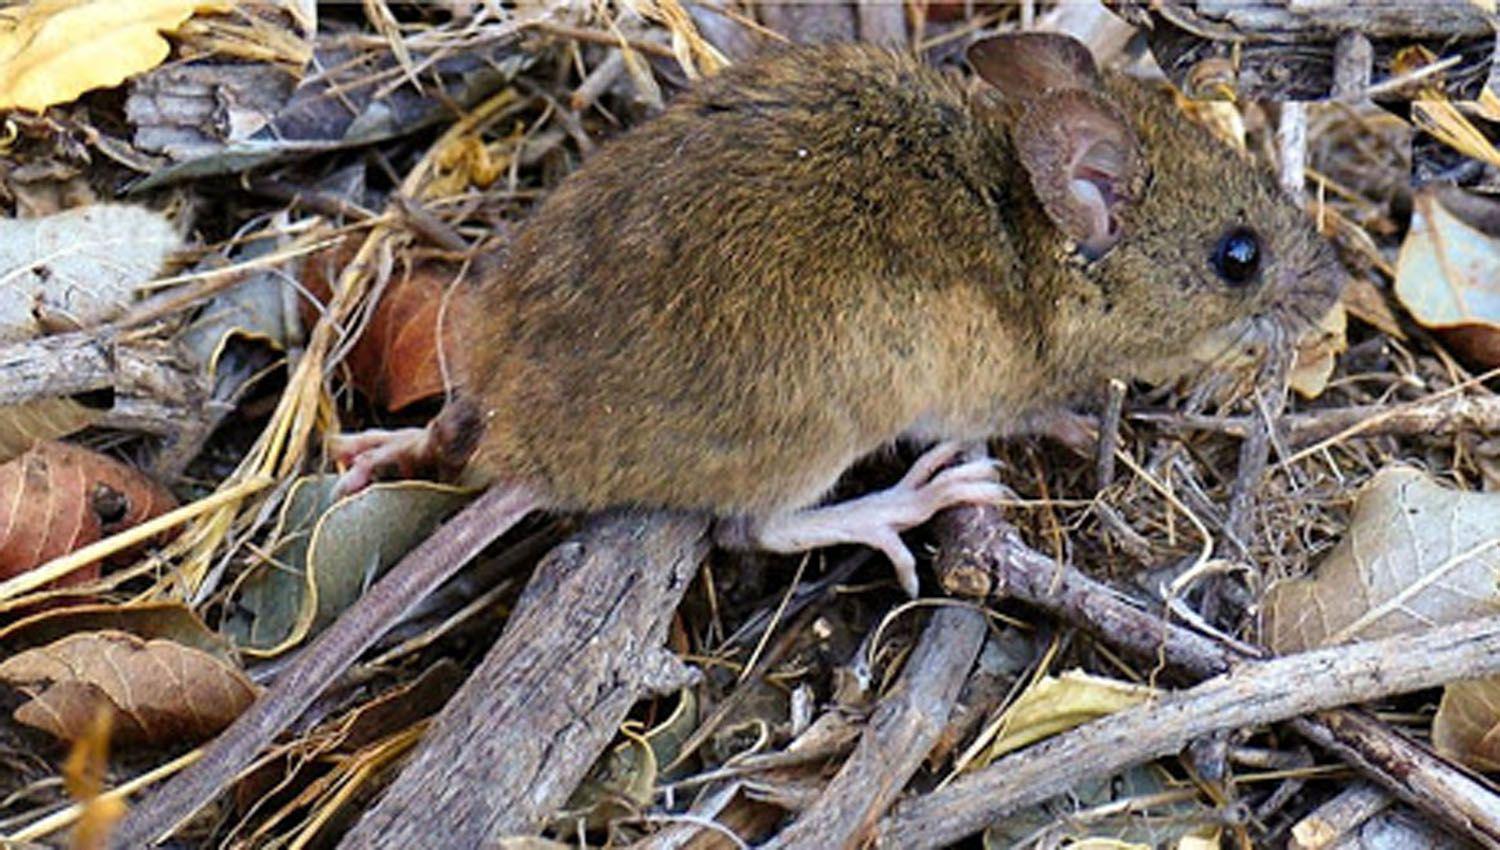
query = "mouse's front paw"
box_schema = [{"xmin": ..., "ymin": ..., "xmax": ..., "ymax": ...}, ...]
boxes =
[
  {"xmin": 724, "ymin": 442, "xmax": 1009, "ymax": 597},
  {"xmin": 889, "ymin": 441, "xmax": 1009, "ymax": 523}
]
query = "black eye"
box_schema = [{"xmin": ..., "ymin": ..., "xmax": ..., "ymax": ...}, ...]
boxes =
[{"xmin": 1212, "ymin": 227, "xmax": 1261, "ymax": 286}]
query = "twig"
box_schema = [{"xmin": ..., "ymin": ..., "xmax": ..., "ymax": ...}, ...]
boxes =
[
  {"xmin": 876, "ymin": 613, "xmax": 1500, "ymax": 849},
  {"xmin": 764, "ymin": 605, "xmax": 987, "ymax": 850},
  {"xmin": 929, "ymin": 505, "xmax": 1500, "ymax": 847},
  {"xmin": 1134, "ymin": 393, "xmax": 1500, "ymax": 450},
  {"xmin": 1096, "ymin": 378, "xmax": 1127, "ymax": 491},
  {"xmin": 1222, "ymin": 374, "xmax": 1287, "ymax": 559},
  {"xmin": 1290, "ymin": 780, "xmax": 1391, "ymax": 850},
  {"xmin": 1289, "ymin": 710, "xmax": 1500, "ymax": 849},
  {"xmin": 934, "ymin": 504, "xmax": 1236, "ymax": 675},
  {"xmin": 335, "ymin": 511, "xmax": 709, "ymax": 849}
]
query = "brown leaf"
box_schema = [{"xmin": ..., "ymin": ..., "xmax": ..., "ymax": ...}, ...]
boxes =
[
  {"xmin": 0, "ymin": 441, "xmax": 177, "ymax": 589},
  {"xmin": 0, "ymin": 600, "xmax": 232, "ymax": 661},
  {"xmin": 0, "ymin": 397, "xmax": 103, "ymax": 464},
  {"xmin": 302, "ymin": 240, "xmax": 450, "ymax": 412},
  {"xmin": 1288, "ymin": 301, "xmax": 1348, "ymax": 399},
  {"xmin": 0, "ymin": 630, "xmax": 259, "ymax": 745}
]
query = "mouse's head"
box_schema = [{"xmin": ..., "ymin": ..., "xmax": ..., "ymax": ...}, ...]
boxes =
[{"xmin": 968, "ymin": 33, "xmax": 1342, "ymax": 381}]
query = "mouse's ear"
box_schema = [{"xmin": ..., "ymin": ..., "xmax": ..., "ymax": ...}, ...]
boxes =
[
  {"xmin": 967, "ymin": 33, "xmax": 1103, "ymax": 98},
  {"xmin": 1013, "ymin": 90, "xmax": 1146, "ymax": 259}
]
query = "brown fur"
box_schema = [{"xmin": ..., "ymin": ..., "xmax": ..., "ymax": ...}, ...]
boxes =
[{"xmin": 443, "ymin": 40, "xmax": 1341, "ymax": 516}]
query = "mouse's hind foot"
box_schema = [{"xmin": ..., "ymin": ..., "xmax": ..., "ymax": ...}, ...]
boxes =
[
  {"xmin": 718, "ymin": 441, "xmax": 1008, "ymax": 597},
  {"xmin": 328, "ymin": 426, "xmax": 439, "ymax": 496}
]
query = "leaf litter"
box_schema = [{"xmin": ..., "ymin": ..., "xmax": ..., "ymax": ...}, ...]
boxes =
[{"xmin": 2, "ymin": 1, "xmax": 1500, "ymax": 848}]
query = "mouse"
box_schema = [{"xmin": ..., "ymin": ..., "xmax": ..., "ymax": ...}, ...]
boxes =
[
  {"xmin": 331, "ymin": 31, "xmax": 1342, "ymax": 596},
  {"xmin": 116, "ymin": 32, "xmax": 1343, "ymax": 846}
]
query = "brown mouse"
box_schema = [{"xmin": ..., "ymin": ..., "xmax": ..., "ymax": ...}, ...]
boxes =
[
  {"xmin": 333, "ymin": 32, "xmax": 1341, "ymax": 595},
  {"xmin": 117, "ymin": 32, "xmax": 1342, "ymax": 845}
]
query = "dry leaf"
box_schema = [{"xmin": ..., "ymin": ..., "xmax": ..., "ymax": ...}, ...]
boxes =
[
  {"xmin": 1433, "ymin": 676, "xmax": 1500, "ymax": 771},
  {"xmin": 983, "ymin": 671, "xmax": 1155, "ymax": 763},
  {"xmin": 225, "ymin": 475, "xmax": 471, "ymax": 654},
  {"xmin": 1394, "ymin": 187, "xmax": 1500, "ymax": 366},
  {"xmin": 1288, "ymin": 301, "xmax": 1348, "ymax": 399},
  {"xmin": 0, "ymin": 600, "xmax": 230, "ymax": 661},
  {"xmin": 0, "ymin": 440, "xmax": 177, "ymax": 589},
  {"xmin": 0, "ymin": 0, "xmax": 231, "ymax": 112},
  {"xmin": 1341, "ymin": 274, "xmax": 1405, "ymax": 341},
  {"xmin": 0, "ymin": 204, "xmax": 179, "ymax": 342},
  {"xmin": 1263, "ymin": 466, "xmax": 1500, "ymax": 653},
  {"xmin": 0, "ymin": 396, "xmax": 103, "ymax": 463},
  {"xmin": 302, "ymin": 241, "xmax": 449, "ymax": 412},
  {"xmin": 0, "ymin": 630, "xmax": 258, "ymax": 745}
]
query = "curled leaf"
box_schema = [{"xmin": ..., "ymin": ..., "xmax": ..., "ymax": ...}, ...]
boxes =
[
  {"xmin": 302, "ymin": 241, "xmax": 451, "ymax": 411},
  {"xmin": 1394, "ymin": 187, "xmax": 1500, "ymax": 366},
  {"xmin": 983, "ymin": 671, "xmax": 1155, "ymax": 763},
  {"xmin": 0, "ymin": 599, "xmax": 230, "ymax": 660},
  {"xmin": 224, "ymin": 475, "xmax": 472, "ymax": 654},
  {"xmin": 0, "ymin": 630, "xmax": 258, "ymax": 745}
]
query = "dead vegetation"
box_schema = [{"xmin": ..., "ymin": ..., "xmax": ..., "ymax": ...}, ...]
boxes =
[{"xmin": 4, "ymin": 1, "xmax": 1500, "ymax": 848}]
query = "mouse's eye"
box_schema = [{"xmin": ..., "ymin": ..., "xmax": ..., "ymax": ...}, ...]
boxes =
[{"xmin": 1212, "ymin": 227, "xmax": 1261, "ymax": 286}]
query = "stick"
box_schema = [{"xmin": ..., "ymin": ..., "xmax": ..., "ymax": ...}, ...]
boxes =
[
  {"xmin": 930, "ymin": 504, "xmax": 1500, "ymax": 847},
  {"xmin": 876, "ymin": 613, "xmax": 1500, "ymax": 849},
  {"xmin": 764, "ymin": 606, "xmax": 987, "ymax": 850},
  {"xmin": 335, "ymin": 511, "xmax": 709, "ymax": 848}
]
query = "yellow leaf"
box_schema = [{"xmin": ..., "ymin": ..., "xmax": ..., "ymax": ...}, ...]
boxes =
[
  {"xmin": 0, "ymin": 0, "xmax": 233, "ymax": 112},
  {"xmin": 984, "ymin": 671, "xmax": 1155, "ymax": 762}
]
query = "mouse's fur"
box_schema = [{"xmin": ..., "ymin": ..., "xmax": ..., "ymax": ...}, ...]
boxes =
[{"xmin": 441, "ymin": 36, "xmax": 1341, "ymax": 517}]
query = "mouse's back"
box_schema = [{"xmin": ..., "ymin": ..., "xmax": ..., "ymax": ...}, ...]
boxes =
[{"xmin": 452, "ymin": 43, "xmax": 1035, "ymax": 515}]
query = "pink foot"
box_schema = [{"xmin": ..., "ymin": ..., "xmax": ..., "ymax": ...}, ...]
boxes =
[
  {"xmin": 723, "ymin": 442, "xmax": 1008, "ymax": 597},
  {"xmin": 328, "ymin": 426, "xmax": 437, "ymax": 496}
]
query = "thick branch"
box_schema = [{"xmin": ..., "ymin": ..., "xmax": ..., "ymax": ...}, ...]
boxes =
[{"xmin": 337, "ymin": 510, "xmax": 709, "ymax": 849}]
